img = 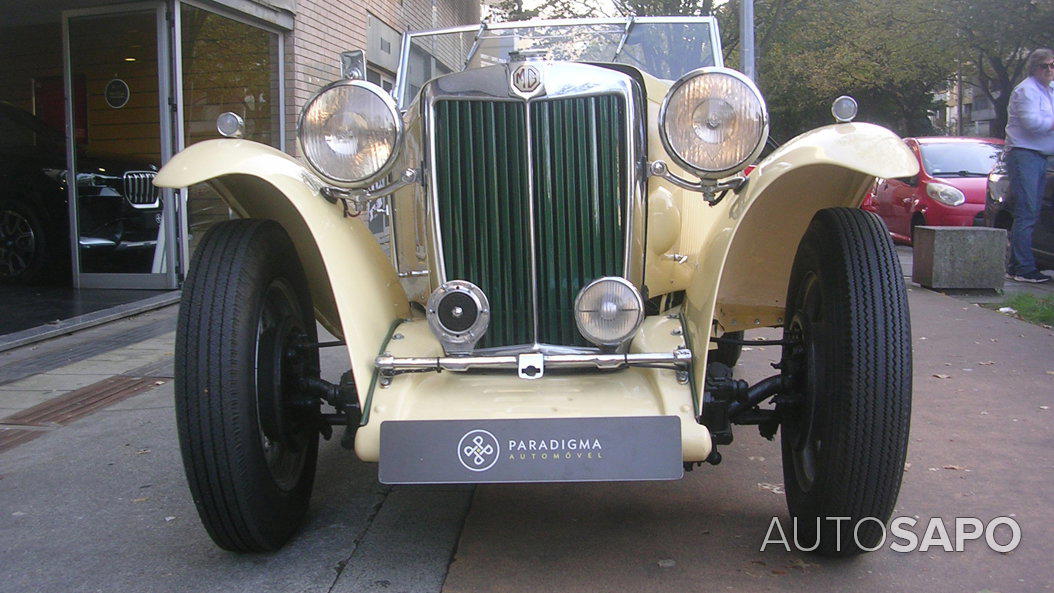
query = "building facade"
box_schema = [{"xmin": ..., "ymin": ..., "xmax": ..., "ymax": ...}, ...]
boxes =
[{"xmin": 0, "ymin": 0, "xmax": 479, "ymax": 290}]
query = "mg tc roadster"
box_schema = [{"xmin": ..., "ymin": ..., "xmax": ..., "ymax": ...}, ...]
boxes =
[{"xmin": 156, "ymin": 17, "xmax": 916, "ymax": 555}]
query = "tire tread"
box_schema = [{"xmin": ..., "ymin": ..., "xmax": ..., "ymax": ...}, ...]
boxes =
[
  {"xmin": 782, "ymin": 207, "xmax": 911, "ymax": 556},
  {"xmin": 175, "ymin": 219, "xmax": 317, "ymax": 552}
]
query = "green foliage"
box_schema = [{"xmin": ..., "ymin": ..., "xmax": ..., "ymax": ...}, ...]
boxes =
[
  {"xmin": 496, "ymin": 0, "xmax": 1052, "ymax": 140},
  {"xmin": 490, "ymin": 0, "xmax": 540, "ymax": 22},
  {"xmin": 744, "ymin": 0, "xmax": 957, "ymax": 141},
  {"xmin": 937, "ymin": 0, "xmax": 1054, "ymax": 139}
]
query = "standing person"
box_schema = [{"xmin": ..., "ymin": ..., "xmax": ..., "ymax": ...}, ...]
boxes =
[{"xmin": 1005, "ymin": 48, "xmax": 1054, "ymax": 283}]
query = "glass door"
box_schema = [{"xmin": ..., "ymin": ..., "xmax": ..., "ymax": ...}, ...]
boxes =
[{"xmin": 62, "ymin": 3, "xmax": 178, "ymax": 289}]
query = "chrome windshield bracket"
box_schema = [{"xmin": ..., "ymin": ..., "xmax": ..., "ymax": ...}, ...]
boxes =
[
  {"xmin": 322, "ymin": 168, "xmax": 419, "ymax": 216},
  {"xmin": 612, "ymin": 16, "xmax": 636, "ymax": 60},
  {"xmin": 461, "ymin": 22, "xmax": 489, "ymax": 71},
  {"xmin": 648, "ymin": 160, "xmax": 745, "ymax": 206}
]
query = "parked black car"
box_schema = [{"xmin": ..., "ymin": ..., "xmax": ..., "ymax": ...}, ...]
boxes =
[
  {"xmin": 980, "ymin": 150, "xmax": 1054, "ymax": 270},
  {"xmin": 0, "ymin": 102, "xmax": 161, "ymax": 283}
]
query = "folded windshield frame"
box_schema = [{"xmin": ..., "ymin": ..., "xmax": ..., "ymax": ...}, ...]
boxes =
[{"xmin": 393, "ymin": 16, "xmax": 722, "ymax": 108}]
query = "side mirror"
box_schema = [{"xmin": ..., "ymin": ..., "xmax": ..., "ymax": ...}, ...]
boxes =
[{"xmin": 341, "ymin": 50, "xmax": 367, "ymax": 80}]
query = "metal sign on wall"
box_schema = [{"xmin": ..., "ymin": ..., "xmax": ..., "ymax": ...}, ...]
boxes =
[{"xmin": 104, "ymin": 79, "xmax": 129, "ymax": 109}]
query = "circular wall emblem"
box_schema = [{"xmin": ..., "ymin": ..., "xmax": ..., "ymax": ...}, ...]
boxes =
[
  {"xmin": 458, "ymin": 429, "xmax": 500, "ymax": 472},
  {"xmin": 104, "ymin": 79, "xmax": 130, "ymax": 109},
  {"xmin": 512, "ymin": 64, "xmax": 541, "ymax": 94}
]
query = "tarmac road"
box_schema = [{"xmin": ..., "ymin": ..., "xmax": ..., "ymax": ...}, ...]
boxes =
[{"xmin": 1, "ymin": 286, "xmax": 1052, "ymax": 593}]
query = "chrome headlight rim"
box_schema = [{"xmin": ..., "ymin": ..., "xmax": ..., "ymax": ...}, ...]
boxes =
[
  {"xmin": 426, "ymin": 280, "xmax": 491, "ymax": 353},
  {"xmin": 658, "ymin": 67, "xmax": 769, "ymax": 180},
  {"xmin": 573, "ymin": 276, "xmax": 645, "ymax": 347},
  {"xmin": 296, "ymin": 78, "xmax": 404, "ymax": 189}
]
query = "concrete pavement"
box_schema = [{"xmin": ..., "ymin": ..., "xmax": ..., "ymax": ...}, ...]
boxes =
[
  {"xmin": 1, "ymin": 274, "xmax": 1052, "ymax": 592},
  {"xmin": 443, "ymin": 286, "xmax": 1054, "ymax": 593},
  {"xmin": 0, "ymin": 309, "xmax": 470, "ymax": 593}
]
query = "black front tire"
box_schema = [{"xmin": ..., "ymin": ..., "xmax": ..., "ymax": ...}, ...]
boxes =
[
  {"xmin": 175, "ymin": 219, "xmax": 320, "ymax": 552},
  {"xmin": 779, "ymin": 208, "xmax": 911, "ymax": 556}
]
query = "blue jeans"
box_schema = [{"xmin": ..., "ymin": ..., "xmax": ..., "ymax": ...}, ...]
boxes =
[{"xmin": 1006, "ymin": 148, "xmax": 1048, "ymax": 274}]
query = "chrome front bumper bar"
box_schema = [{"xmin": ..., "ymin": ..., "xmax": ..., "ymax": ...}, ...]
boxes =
[{"xmin": 375, "ymin": 348, "xmax": 692, "ymax": 380}]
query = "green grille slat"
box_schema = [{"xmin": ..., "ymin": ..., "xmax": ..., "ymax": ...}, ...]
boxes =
[
  {"xmin": 532, "ymin": 95, "xmax": 626, "ymax": 345},
  {"xmin": 433, "ymin": 95, "xmax": 626, "ymax": 348},
  {"xmin": 435, "ymin": 100, "xmax": 532, "ymax": 347}
]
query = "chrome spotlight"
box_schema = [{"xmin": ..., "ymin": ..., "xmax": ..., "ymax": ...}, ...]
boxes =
[
  {"xmin": 574, "ymin": 277, "xmax": 645, "ymax": 347},
  {"xmin": 427, "ymin": 281, "xmax": 490, "ymax": 354},
  {"xmin": 216, "ymin": 112, "xmax": 244, "ymax": 138},
  {"xmin": 831, "ymin": 95, "xmax": 858, "ymax": 123}
]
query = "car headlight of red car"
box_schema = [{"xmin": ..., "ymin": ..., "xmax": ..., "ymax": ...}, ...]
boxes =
[{"xmin": 925, "ymin": 182, "xmax": 966, "ymax": 207}]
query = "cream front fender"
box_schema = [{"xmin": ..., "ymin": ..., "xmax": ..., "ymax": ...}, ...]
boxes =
[
  {"xmin": 682, "ymin": 122, "xmax": 917, "ymax": 387},
  {"xmin": 155, "ymin": 139, "xmax": 410, "ymax": 403}
]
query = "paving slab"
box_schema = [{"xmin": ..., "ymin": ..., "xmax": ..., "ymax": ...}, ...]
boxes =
[
  {"xmin": 0, "ymin": 383, "xmax": 389, "ymax": 593},
  {"xmin": 4, "ymin": 373, "xmax": 114, "ymax": 392},
  {"xmin": 442, "ymin": 287, "xmax": 1054, "ymax": 593},
  {"xmin": 0, "ymin": 324, "xmax": 470, "ymax": 593},
  {"xmin": 0, "ymin": 389, "xmax": 71, "ymax": 410},
  {"xmin": 0, "ymin": 308, "xmax": 176, "ymax": 385},
  {"xmin": 330, "ymin": 486, "xmax": 474, "ymax": 593}
]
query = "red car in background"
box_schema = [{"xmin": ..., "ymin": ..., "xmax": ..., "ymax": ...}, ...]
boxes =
[{"xmin": 862, "ymin": 137, "xmax": 1003, "ymax": 244}]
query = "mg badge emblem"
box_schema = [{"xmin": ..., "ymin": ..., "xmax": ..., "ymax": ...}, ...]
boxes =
[
  {"xmin": 458, "ymin": 429, "xmax": 500, "ymax": 472},
  {"xmin": 512, "ymin": 64, "xmax": 542, "ymax": 95}
]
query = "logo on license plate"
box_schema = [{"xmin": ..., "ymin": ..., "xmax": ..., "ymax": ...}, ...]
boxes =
[{"xmin": 458, "ymin": 429, "xmax": 500, "ymax": 471}]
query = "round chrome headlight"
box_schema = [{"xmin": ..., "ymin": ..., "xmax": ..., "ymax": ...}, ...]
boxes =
[
  {"xmin": 659, "ymin": 68, "xmax": 768, "ymax": 179},
  {"xmin": 574, "ymin": 277, "xmax": 644, "ymax": 347},
  {"xmin": 298, "ymin": 79, "xmax": 402, "ymax": 187}
]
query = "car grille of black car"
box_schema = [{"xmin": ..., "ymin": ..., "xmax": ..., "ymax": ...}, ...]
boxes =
[
  {"xmin": 433, "ymin": 95, "xmax": 627, "ymax": 348},
  {"xmin": 122, "ymin": 171, "xmax": 159, "ymax": 206}
]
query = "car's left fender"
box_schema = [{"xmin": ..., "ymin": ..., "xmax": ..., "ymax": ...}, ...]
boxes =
[{"xmin": 676, "ymin": 122, "xmax": 918, "ymax": 389}]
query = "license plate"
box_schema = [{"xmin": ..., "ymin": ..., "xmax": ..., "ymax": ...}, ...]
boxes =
[{"xmin": 379, "ymin": 416, "xmax": 683, "ymax": 484}]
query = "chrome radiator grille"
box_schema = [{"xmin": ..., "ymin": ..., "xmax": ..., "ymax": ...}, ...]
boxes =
[
  {"xmin": 122, "ymin": 171, "xmax": 159, "ymax": 207},
  {"xmin": 433, "ymin": 94, "xmax": 627, "ymax": 348}
]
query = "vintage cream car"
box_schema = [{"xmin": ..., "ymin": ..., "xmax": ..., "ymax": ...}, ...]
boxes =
[{"xmin": 156, "ymin": 16, "xmax": 917, "ymax": 555}]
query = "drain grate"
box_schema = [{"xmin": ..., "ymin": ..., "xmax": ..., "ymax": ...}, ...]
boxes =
[
  {"xmin": 0, "ymin": 428, "xmax": 50, "ymax": 453},
  {"xmin": 0, "ymin": 375, "xmax": 167, "ymax": 453}
]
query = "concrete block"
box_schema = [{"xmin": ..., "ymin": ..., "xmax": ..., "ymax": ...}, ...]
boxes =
[{"xmin": 912, "ymin": 226, "xmax": 1006, "ymax": 290}]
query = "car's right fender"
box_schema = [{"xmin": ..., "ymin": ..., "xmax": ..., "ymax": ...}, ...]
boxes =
[{"xmin": 155, "ymin": 139, "xmax": 411, "ymax": 402}]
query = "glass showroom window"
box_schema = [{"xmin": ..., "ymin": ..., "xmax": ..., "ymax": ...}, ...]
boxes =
[{"xmin": 180, "ymin": 4, "xmax": 282, "ymax": 254}]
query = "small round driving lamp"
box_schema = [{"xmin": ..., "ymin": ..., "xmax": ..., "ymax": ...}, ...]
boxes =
[
  {"xmin": 216, "ymin": 112, "xmax": 245, "ymax": 138},
  {"xmin": 831, "ymin": 95, "xmax": 859, "ymax": 123},
  {"xmin": 298, "ymin": 79, "xmax": 402, "ymax": 188},
  {"xmin": 659, "ymin": 67, "xmax": 768, "ymax": 179},
  {"xmin": 574, "ymin": 277, "xmax": 645, "ymax": 347}
]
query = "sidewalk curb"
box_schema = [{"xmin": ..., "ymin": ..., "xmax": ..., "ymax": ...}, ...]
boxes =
[{"xmin": 0, "ymin": 291, "xmax": 181, "ymax": 354}]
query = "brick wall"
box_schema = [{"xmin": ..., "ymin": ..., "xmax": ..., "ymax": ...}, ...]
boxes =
[{"xmin": 286, "ymin": 0, "xmax": 480, "ymax": 149}]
